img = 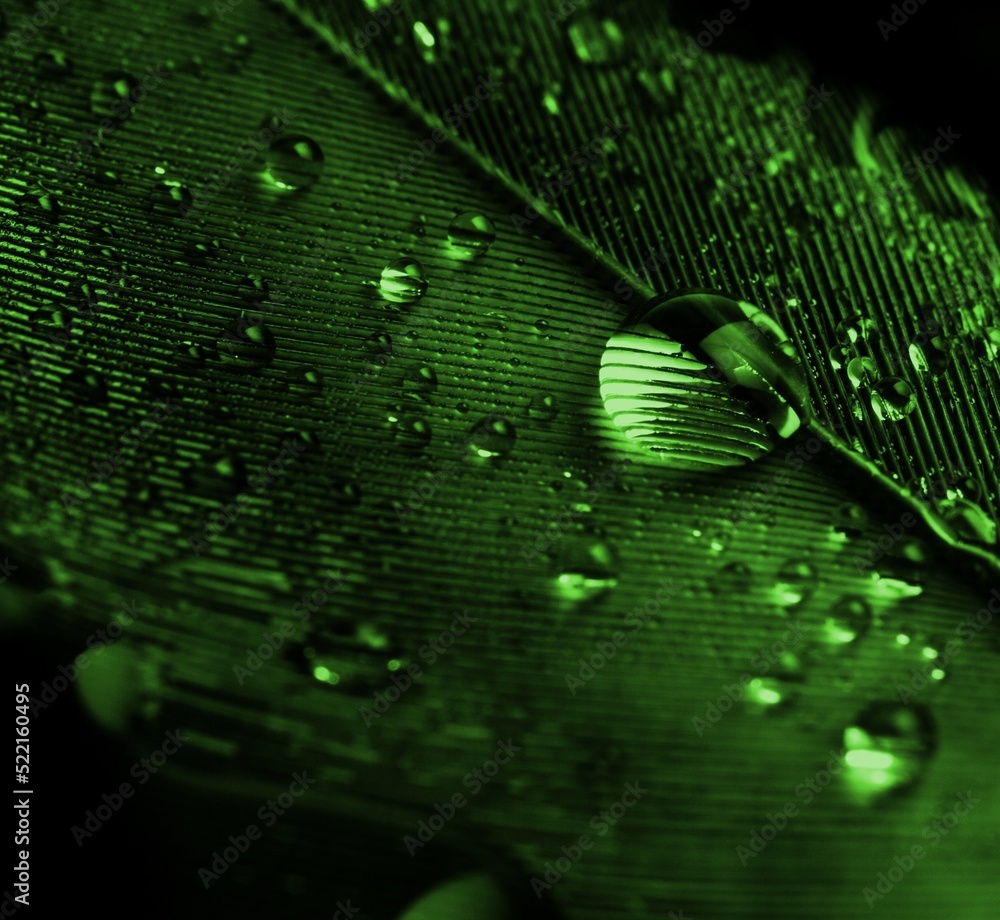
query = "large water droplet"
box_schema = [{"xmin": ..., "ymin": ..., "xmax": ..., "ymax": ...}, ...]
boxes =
[
  {"xmin": 379, "ymin": 258, "xmax": 427, "ymax": 304},
  {"xmin": 264, "ymin": 135, "xmax": 324, "ymax": 190},
  {"xmin": 843, "ymin": 701, "xmax": 936, "ymax": 800},
  {"xmin": 847, "ymin": 355, "xmax": 879, "ymax": 389},
  {"xmin": 938, "ymin": 497, "xmax": 998, "ymax": 545},
  {"xmin": 467, "ymin": 417, "xmax": 516, "ymax": 459},
  {"xmin": 870, "ymin": 377, "xmax": 917, "ymax": 421},
  {"xmin": 448, "ymin": 211, "xmax": 496, "ymax": 258}
]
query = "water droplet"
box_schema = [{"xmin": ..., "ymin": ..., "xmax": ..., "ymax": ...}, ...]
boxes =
[
  {"xmin": 828, "ymin": 344, "xmax": 849, "ymax": 371},
  {"xmin": 175, "ymin": 340, "xmax": 207, "ymax": 368},
  {"xmin": 832, "ymin": 503, "xmax": 868, "ymax": 538},
  {"xmin": 238, "ymin": 273, "xmax": 270, "ymax": 304},
  {"xmin": 285, "ymin": 365, "xmax": 324, "ymax": 397},
  {"xmin": 15, "ymin": 192, "xmax": 61, "ymax": 225},
  {"xmin": 293, "ymin": 618, "xmax": 407, "ymax": 695},
  {"xmin": 939, "ymin": 497, "xmax": 998, "ymax": 544},
  {"xmin": 975, "ymin": 327, "xmax": 1000, "ymax": 361},
  {"xmin": 847, "ymin": 356, "xmax": 879, "ymax": 389},
  {"xmin": 264, "ymin": 135, "xmax": 324, "ymax": 191},
  {"xmin": 90, "ymin": 72, "xmax": 139, "ymax": 118},
  {"xmin": 553, "ymin": 539, "xmax": 619, "ymax": 602},
  {"xmin": 391, "ymin": 413, "xmax": 432, "ymax": 452},
  {"xmin": 379, "ymin": 258, "xmax": 427, "ymax": 304},
  {"xmin": 447, "ymin": 211, "xmax": 496, "ymax": 258},
  {"xmin": 743, "ymin": 659, "xmax": 803, "ymax": 709},
  {"xmin": 467, "ymin": 417, "xmax": 516, "ymax": 459},
  {"xmin": 528, "ymin": 393, "xmax": 558, "ymax": 422},
  {"xmin": 773, "ymin": 560, "xmax": 818, "ymax": 608},
  {"xmin": 824, "ymin": 597, "xmax": 872, "ymax": 644},
  {"xmin": 711, "ymin": 561, "xmax": 752, "ymax": 595},
  {"xmin": 843, "ymin": 701, "xmax": 936, "ymax": 800},
  {"xmin": 184, "ymin": 238, "xmax": 221, "ymax": 261},
  {"xmin": 401, "ymin": 363, "xmax": 437, "ymax": 398},
  {"xmin": 870, "ymin": 377, "xmax": 917, "ymax": 421},
  {"xmin": 183, "ymin": 452, "xmax": 247, "ymax": 496},
  {"xmin": 413, "ymin": 20, "xmax": 447, "ymax": 63},
  {"xmin": 65, "ymin": 369, "xmax": 109, "ymax": 406},
  {"xmin": 908, "ymin": 338, "xmax": 950, "ymax": 377},
  {"xmin": 330, "ymin": 477, "xmax": 362, "ymax": 508},
  {"xmin": 216, "ymin": 316, "xmax": 276, "ymax": 372},
  {"xmin": 836, "ymin": 314, "xmax": 880, "ymax": 346},
  {"xmin": 145, "ymin": 181, "xmax": 193, "ymax": 218},
  {"xmin": 33, "ymin": 50, "xmax": 73, "ymax": 80},
  {"xmin": 568, "ymin": 14, "xmax": 625, "ymax": 65}
]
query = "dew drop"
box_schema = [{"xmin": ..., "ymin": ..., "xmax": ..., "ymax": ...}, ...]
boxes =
[
  {"xmin": 847, "ymin": 355, "xmax": 879, "ymax": 389},
  {"xmin": 773, "ymin": 560, "xmax": 818, "ymax": 608},
  {"xmin": 90, "ymin": 72, "xmax": 139, "ymax": 118},
  {"xmin": 237, "ymin": 273, "xmax": 270, "ymax": 304},
  {"xmin": 391, "ymin": 412, "xmax": 432, "ymax": 453},
  {"xmin": 870, "ymin": 377, "xmax": 917, "ymax": 421},
  {"xmin": 836, "ymin": 314, "xmax": 880, "ymax": 346},
  {"xmin": 264, "ymin": 135, "xmax": 324, "ymax": 191},
  {"xmin": 823, "ymin": 597, "xmax": 872, "ymax": 645},
  {"xmin": 33, "ymin": 50, "xmax": 73, "ymax": 80},
  {"xmin": 145, "ymin": 181, "xmax": 193, "ymax": 219},
  {"xmin": 527, "ymin": 393, "xmax": 558, "ymax": 422},
  {"xmin": 379, "ymin": 258, "xmax": 427, "ymax": 304},
  {"xmin": 553, "ymin": 538, "xmax": 619, "ymax": 602},
  {"xmin": 567, "ymin": 14, "xmax": 625, "ymax": 65},
  {"xmin": 843, "ymin": 701, "xmax": 936, "ymax": 800},
  {"xmin": 216, "ymin": 316, "xmax": 276, "ymax": 373},
  {"xmin": 711, "ymin": 561, "xmax": 752, "ymax": 595},
  {"xmin": 908, "ymin": 338, "xmax": 950, "ymax": 377},
  {"xmin": 447, "ymin": 211, "xmax": 496, "ymax": 258},
  {"xmin": 401, "ymin": 363, "xmax": 437, "ymax": 399},
  {"xmin": 285, "ymin": 365, "xmax": 324, "ymax": 397},
  {"xmin": 15, "ymin": 192, "xmax": 61, "ymax": 224},
  {"xmin": 467, "ymin": 416, "xmax": 516, "ymax": 459}
]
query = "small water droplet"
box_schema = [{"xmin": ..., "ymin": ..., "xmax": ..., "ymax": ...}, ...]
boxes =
[
  {"xmin": 34, "ymin": 50, "xmax": 73, "ymax": 80},
  {"xmin": 401, "ymin": 363, "xmax": 437, "ymax": 398},
  {"xmin": 824, "ymin": 597, "xmax": 872, "ymax": 644},
  {"xmin": 773, "ymin": 560, "xmax": 818, "ymax": 608},
  {"xmin": 145, "ymin": 180, "xmax": 193, "ymax": 218},
  {"xmin": 836, "ymin": 314, "xmax": 880, "ymax": 346},
  {"xmin": 828, "ymin": 344, "xmax": 849, "ymax": 371},
  {"xmin": 527, "ymin": 393, "xmax": 558, "ymax": 422},
  {"xmin": 90, "ymin": 72, "xmax": 139, "ymax": 118},
  {"xmin": 15, "ymin": 192, "xmax": 61, "ymax": 224},
  {"xmin": 567, "ymin": 14, "xmax": 625, "ymax": 65},
  {"xmin": 65, "ymin": 369, "xmax": 109, "ymax": 406},
  {"xmin": 712, "ymin": 561, "xmax": 752, "ymax": 595},
  {"xmin": 870, "ymin": 377, "xmax": 917, "ymax": 421},
  {"xmin": 843, "ymin": 701, "xmax": 936, "ymax": 801},
  {"xmin": 447, "ymin": 211, "xmax": 496, "ymax": 258},
  {"xmin": 553, "ymin": 538, "xmax": 619, "ymax": 602},
  {"xmin": 264, "ymin": 135, "xmax": 324, "ymax": 191},
  {"xmin": 467, "ymin": 416, "xmax": 516, "ymax": 459},
  {"xmin": 238, "ymin": 274, "xmax": 270, "ymax": 305},
  {"xmin": 285, "ymin": 365, "xmax": 324, "ymax": 397},
  {"xmin": 380, "ymin": 258, "xmax": 427, "ymax": 304},
  {"xmin": 216, "ymin": 316, "xmax": 276, "ymax": 372}
]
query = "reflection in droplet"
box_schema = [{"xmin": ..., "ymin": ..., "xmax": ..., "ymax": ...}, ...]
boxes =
[
  {"xmin": 528, "ymin": 393, "xmax": 558, "ymax": 422},
  {"xmin": 553, "ymin": 539, "xmax": 619, "ymax": 603},
  {"xmin": 938, "ymin": 497, "xmax": 998, "ymax": 545},
  {"xmin": 401, "ymin": 363, "xmax": 437, "ymax": 399},
  {"xmin": 90, "ymin": 72, "xmax": 139, "ymax": 118},
  {"xmin": 847, "ymin": 356, "xmax": 879, "ymax": 389},
  {"xmin": 711, "ymin": 561, "xmax": 752, "ymax": 595},
  {"xmin": 773, "ymin": 560, "xmax": 818, "ymax": 608},
  {"xmin": 217, "ymin": 316, "xmax": 276, "ymax": 372},
  {"xmin": 836, "ymin": 314, "xmax": 880, "ymax": 346}
]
